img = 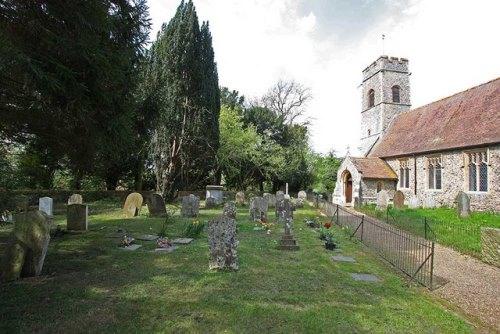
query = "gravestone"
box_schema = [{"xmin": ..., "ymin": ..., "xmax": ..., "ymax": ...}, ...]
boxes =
[
  {"xmin": 351, "ymin": 273, "xmax": 380, "ymax": 282},
  {"xmin": 276, "ymin": 198, "xmax": 295, "ymax": 224},
  {"xmin": 123, "ymin": 192, "xmax": 143, "ymax": 218},
  {"xmin": 295, "ymin": 198, "xmax": 305, "ymax": 208},
  {"xmin": 249, "ymin": 197, "xmax": 268, "ymax": 221},
  {"xmin": 284, "ymin": 194, "xmax": 291, "ymax": 200},
  {"xmin": 423, "ymin": 193, "xmax": 436, "ymax": 209},
  {"xmin": 39, "ymin": 197, "xmax": 53, "ymax": 217},
  {"xmin": 298, "ymin": 190, "xmax": 307, "ymax": 200},
  {"xmin": 277, "ymin": 217, "xmax": 299, "ymax": 250},
  {"xmin": 375, "ymin": 190, "xmax": 388, "ymax": 211},
  {"xmin": 223, "ymin": 202, "xmax": 237, "ymax": 219},
  {"xmin": 263, "ymin": 193, "xmax": 276, "ymax": 208},
  {"xmin": 206, "ymin": 185, "xmax": 224, "ymax": 205},
  {"xmin": 235, "ymin": 191, "xmax": 245, "ymax": 206},
  {"xmin": 68, "ymin": 194, "xmax": 83, "ymax": 205},
  {"xmin": 146, "ymin": 193, "xmax": 167, "ymax": 217},
  {"xmin": 393, "ymin": 191, "xmax": 405, "ymax": 209},
  {"xmin": 456, "ymin": 191, "xmax": 471, "ymax": 218},
  {"xmin": 181, "ymin": 194, "xmax": 200, "ymax": 217},
  {"xmin": 208, "ymin": 215, "xmax": 238, "ymax": 271},
  {"xmin": 1, "ymin": 211, "xmax": 50, "ymax": 281},
  {"xmin": 276, "ymin": 191, "xmax": 285, "ymax": 202},
  {"xmin": 205, "ymin": 197, "xmax": 216, "ymax": 209},
  {"xmin": 408, "ymin": 194, "xmax": 420, "ymax": 209},
  {"xmin": 67, "ymin": 204, "xmax": 88, "ymax": 231}
]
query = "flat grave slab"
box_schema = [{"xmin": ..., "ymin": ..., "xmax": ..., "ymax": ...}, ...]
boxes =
[
  {"xmin": 171, "ymin": 238, "xmax": 194, "ymax": 245},
  {"xmin": 332, "ymin": 256, "xmax": 356, "ymax": 263},
  {"xmin": 351, "ymin": 273, "xmax": 380, "ymax": 282},
  {"xmin": 119, "ymin": 244, "xmax": 142, "ymax": 251},
  {"xmin": 136, "ymin": 234, "xmax": 158, "ymax": 241},
  {"xmin": 253, "ymin": 227, "xmax": 264, "ymax": 231},
  {"xmin": 331, "ymin": 248, "xmax": 343, "ymax": 253},
  {"xmin": 154, "ymin": 246, "xmax": 178, "ymax": 253}
]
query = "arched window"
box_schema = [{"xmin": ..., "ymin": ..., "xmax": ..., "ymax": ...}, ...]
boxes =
[
  {"xmin": 467, "ymin": 151, "xmax": 488, "ymax": 192},
  {"xmin": 392, "ymin": 86, "xmax": 400, "ymax": 103},
  {"xmin": 368, "ymin": 89, "xmax": 375, "ymax": 108},
  {"xmin": 427, "ymin": 156, "xmax": 442, "ymax": 190},
  {"xmin": 377, "ymin": 182, "xmax": 382, "ymax": 193}
]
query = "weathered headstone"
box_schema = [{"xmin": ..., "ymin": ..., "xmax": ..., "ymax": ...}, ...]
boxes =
[
  {"xmin": 375, "ymin": 190, "xmax": 389, "ymax": 211},
  {"xmin": 284, "ymin": 194, "xmax": 291, "ymax": 200},
  {"xmin": 263, "ymin": 193, "xmax": 276, "ymax": 208},
  {"xmin": 181, "ymin": 194, "xmax": 200, "ymax": 217},
  {"xmin": 393, "ymin": 191, "xmax": 405, "ymax": 209},
  {"xmin": 67, "ymin": 204, "xmax": 88, "ymax": 231},
  {"xmin": 1, "ymin": 211, "xmax": 50, "ymax": 281},
  {"xmin": 205, "ymin": 197, "xmax": 216, "ymax": 209},
  {"xmin": 456, "ymin": 191, "xmax": 471, "ymax": 218},
  {"xmin": 408, "ymin": 194, "xmax": 420, "ymax": 209},
  {"xmin": 39, "ymin": 197, "xmax": 53, "ymax": 217},
  {"xmin": 295, "ymin": 198, "xmax": 305, "ymax": 208},
  {"xmin": 276, "ymin": 198, "xmax": 294, "ymax": 224},
  {"xmin": 277, "ymin": 216, "xmax": 299, "ymax": 251},
  {"xmin": 223, "ymin": 202, "xmax": 237, "ymax": 219},
  {"xmin": 146, "ymin": 193, "xmax": 167, "ymax": 217},
  {"xmin": 276, "ymin": 191, "xmax": 285, "ymax": 202},
  {"xmin": 208, "ymin": 215, "xmax": 238, "ymax": 271},
  {"xmin": 249, "ymin": 197, "xmax": 268, "ymax": 221},
  {"xmin": 423, "ymin": 193, "xmax": 436, "ymax": 209},
  {"xmin": 68, "ymin": 194, "xmax": 83, "ymax": 205},
  {"xmin": 206, "ymin": 185, "xmax": 224, "ymax": 205},
  {"xmin": 298, "ymin": 190, "xmax": 307, "ymax": 200},
  {"xmin": 235, "ymin": 191, "xmax": 246, "ymax": 206},
  {"xmin": 123, "ymin": 192, "xmax": 143, "ymax": 218}
]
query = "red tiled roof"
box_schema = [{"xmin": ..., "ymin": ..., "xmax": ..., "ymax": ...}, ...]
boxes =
[
  {"xmin": 351, "ymin": 157, "xmax": 398, "ymax": 179},
  {"xmin": 370, "ymin": 78, "xmax": 500, "ymax": 157}
]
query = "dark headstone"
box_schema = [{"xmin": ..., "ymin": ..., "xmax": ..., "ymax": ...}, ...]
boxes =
[
  {"xmin": 146, "ymin": 193, "xmax": 167, "ymax": 217},
  {"xmin": 205, "ymin": 197, "xmax": 216, "ymax": 209},
  {"xmin": 208, "ymin": 216, "xmax": 238, "ymax": 271},
  {"xmin": 67, "ymin": 204, "xmax": 88, "ymax": 231},
  {"xmin": 456, "ymin": 191, "xmax": 471, "ymax": 218},
  {"xmin": 249, "ymin": 197, "xmax": 268, "ymax": 221},
  {"xmin": 393, "ymin": 191, "xmax": 405, "ymax": 209}
]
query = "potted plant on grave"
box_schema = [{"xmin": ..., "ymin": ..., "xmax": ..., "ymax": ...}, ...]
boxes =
[{"xmin": 324, "ymin": 229, "xmax": 336, "ymax": 250}]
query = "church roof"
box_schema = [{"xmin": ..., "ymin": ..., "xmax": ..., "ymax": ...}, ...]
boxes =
[
  {"xmin": 370, "ymin": 78, "xmax": 500, "ymax": 158},
  {"xmin": 351, "ymin": 157, "xmax": 398, "ymax": 180}
]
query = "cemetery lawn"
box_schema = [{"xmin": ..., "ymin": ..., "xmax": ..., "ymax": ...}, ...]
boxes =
[{"xmin": 0, "ymin": 202, "xmax": 481, "ymax": 333}]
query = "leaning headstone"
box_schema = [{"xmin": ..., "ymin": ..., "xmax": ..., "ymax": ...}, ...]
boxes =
[
  {"xmin": 67, "ymin": 204, "xmax": 88, "ymax": 231},
  {"xmin": 39, "ymin": 197, "xmax": 53, "ymax": 217},
  {"xmin": 408, "ymin": 194, "xmax": 420, "ymax": 209},
  {"xmin": 298, "ymin": 191, "xmax": 307, "ymax": 200},
  {"xmin": 181, "ymin": 194, "xmax": 200, "ymax": 217},
  {"xmin": 1, "ymin": 211, "xmax": 50, "ymax": 281},
  {"xmin": 206, "ymin": 185, "xmax": 224, "ymax": 205},
  {"xmin": 205, "ymin": 197, "xmax": 216, "ymax": 209},
  {"xmin": 208, "ymin": 215, "xmax": 238, "ymax": 271},
  {"xmin": 375, "ymin": 190, "xmax": 389, "ymax": 211},
  {"xmin": 223, "ymin": 202, "xmax": 237, "ymax": 219},
  {"xmin": 68, "ymin": 194, "xmax": 83, "ymax": 205},
  {"xmin": 456, "ymin": 191, "xmax": 471, "ymax": 218},
  {"xmin": 146, "ymin": 193, "xmax": 167, "ymax": 217},
  {"xmin": 249, "ymin": 197, "xmax": 268, "ymax": 221},
  {"xmin": 235, "ymin": 191, "xmax": 246, "ymax": 206},
  {"xmin": 123, "ymin": 192, "xmax": 143, "ymax": 218},
  {"xmin": 393, "ymin": 191, "xmax": 405, "ymax": 209},
  {"xmin": 423, "ymin": 193, "xmax": 436, "ymax": 209},
  {"xmin": 263, "ymin": 193, "xmax": 276, "ymax": 208}
]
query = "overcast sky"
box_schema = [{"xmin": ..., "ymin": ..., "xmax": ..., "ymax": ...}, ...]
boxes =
[{"xmin": 147, "ymin": 0, "xmax": 500, "ymax": 156}]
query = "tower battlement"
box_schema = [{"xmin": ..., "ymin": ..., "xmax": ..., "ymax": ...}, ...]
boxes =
[{"xmin": 362, "ymin": 56, "xmax": 409, "ymax": 82}]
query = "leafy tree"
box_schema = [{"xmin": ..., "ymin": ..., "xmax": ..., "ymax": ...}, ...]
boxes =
[
  {"xmin": 262, "ymin": 79, "xmax": 312, "ymax": 125},
  {"xmin": 220, "ymin": 87, "xmax": 245, "ymax": 110},
  {"xmin": 309, "ymin": 150, "xmax": 342, "ymax": 195}
]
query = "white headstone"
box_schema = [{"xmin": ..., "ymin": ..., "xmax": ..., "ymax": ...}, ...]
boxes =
[
  {"xmin": 206, "ymin": 185, "xmax": 224, "ymax": 205},
  {"xmin": 68, "ymin": 194, "xmax": 83, "ymax": 205},
  {"xmin": 375, "ymin": 190, "xmax": 389, "ymax": 211},
  {"xmin": 298, "ymin": 191, "xmax": 307, "ymax": 200},
  {"xmin": 423, "ymin": 193, "xmax": 436, "ymax": 209},
  {"xmin": 39, "ymin": 197, "xmax": 53, "ymax": 216},
  {"xmin": 408, "ymin": 194, "xmax": 420, "ymax": 209}
]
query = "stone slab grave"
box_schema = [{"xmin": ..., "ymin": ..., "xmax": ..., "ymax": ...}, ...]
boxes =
[
  {"xmin": 67, "ymin": 204, "xmax": 88, "ymax": 231},
  {"xmin": 39, "ymin": 197, "xmax": 53, "ymax": 217},
  {"xmin": 375, "ymin": 190, "xmax": 388, "ymax": 211},
  {"xmin": 263, "ymin": 193, "xmax": 276, "ymax": 208},
  {"xmin": 351, "ymin": 273, "xmax": 380, "ymax": 282},
  {"xmin": 136, "ymin": 234, "xmax": 158, "ymax": 241},
  {"xmin": 123, "ymin": 192, "xmax": 143, "ymax": 218},
  {"xmin": 249, "ymin": 196, "xmax": 268, "ymax": 221},
  {"xmin": 393, "ymin": 190, "xmax": 405, "ymax": 209},
  {"xmin": 408, "ymin": 194, "xmax": 420, "ymax": 209},
  {"xmin": 68, "ymin": 194, "xmax": 83, "ymax": 205},
  {"xmin": 120, "ymin": 244, "xmax": 142, "ymax": 251},
  {"xmin": 332, "ymin": 256, "xmax": 356, "ymax": 263},
  {"xmin": 171, "ymin": 238, "xmax": 194, "ymax": 245},
  {"xmin": 208, "ymin": 215, "xmax": 238, "ymax": 271},
  {"xmin": 181, "ymin": 194, "xmax": 200, "ymax": 217},
  {"xmin": 154, "ymin": 246, "xmax": 178, "ymax": 253},
  {"xmin": 455, "ymin": 191, "xmax": 471, "ymax": 218},
  {"xmin": 146, "ymin": 193, "xmax": 167, "ymax": 217},
  {"xmin": 1, "ymin": 211, "xmax": 50, "ymax": 281},
  {"xmin": 206, "ymin": 185, "xmax": 224, "ymax": 205},
  {"xmin": 235, "ymin": 192, "xmax": 245, "ymax": 206}
]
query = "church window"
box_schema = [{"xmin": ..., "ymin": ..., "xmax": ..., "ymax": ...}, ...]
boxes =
[
  {"xmin": 427, "ymin": 156, "xmax": 442, "ymax": 190},
  {"xmin": 466, "ymin": 151, "xmax": 488, "ymax": 192},
  {"xmin": 399, "ymin": 159, "xmax": 410, "ymax": 189},
  {"xmin": 368, "ymin": 89, "xmax": 375, "ymax": 108},
  {"xmin": 392, "ymin": 86, "xmax": 401, "ymax": 103},
  {"xmin": 377, "ymin": 182, "xmax": 382, "ymax": 193}
]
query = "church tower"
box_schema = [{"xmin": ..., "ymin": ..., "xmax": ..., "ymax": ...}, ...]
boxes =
[{"xmin": 359, "ymin": 56, "xmax": 411, "ymax": 156}]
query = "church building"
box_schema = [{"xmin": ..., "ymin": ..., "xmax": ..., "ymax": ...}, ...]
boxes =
[{"xmin": 332, "ymin": 56, "xmax": 500, "ymax": 211}]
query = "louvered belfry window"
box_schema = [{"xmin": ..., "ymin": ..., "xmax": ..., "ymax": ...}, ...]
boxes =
[{"xmin": 467, "ymin": 151, "xmax": 488, "ymax": 192}]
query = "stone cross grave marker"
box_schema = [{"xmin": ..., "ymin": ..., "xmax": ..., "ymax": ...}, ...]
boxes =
[
  {"xmin": 393, "ymin": 191, "xmax": 405, "ymax": 209},
  {"xmin": 408, "ymin": 194, "xmax": 419, "ymax": 209},
  {"xmin": 68, "ymin": 194, "xmax": 83, "ymax": 205},
  {"xmin": 39, "ymin": 197, "xmax": 53, "ymax": 217},
  {"xmin": 208, "ymin": 215, "xmax": 238, "ymax": 271},
  {"xmin": 67, "ymin": 204, "xmax": 88, "ymax": 231},
  {"xmin": 146, "ymin": 193, "xmax": 167, "ymax": 217},
  {"xmin": 181, "ymin": 194, "xmax": 200, "ymax": 217},
  {"xmin": 123, "ymin": 192, "xmax": 143, "ymax": 218},
  {"xmin": 375, "ymin": 190, "xmax": 388, "ymax": 211},
  {"xmin": 456, "ymin": 191, "xmax": 471, "ymax": 218}
]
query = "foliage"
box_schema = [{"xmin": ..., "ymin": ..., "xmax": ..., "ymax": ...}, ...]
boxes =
[
  {"xmin": 262, "ymin": 79, "xmax": 312, "ymax": 125},
  {"xmin": 183, "ymin": 219, "xmax": 205, "ymax": 238},
  {"xmin": 309, "ymin": 150, "xmax": 343, "ymax": 194}
]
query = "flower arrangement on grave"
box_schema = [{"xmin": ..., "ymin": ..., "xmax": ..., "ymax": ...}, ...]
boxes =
[
  {"xmin": 323, "ymin": 229, "xmax": 336, "ymax": 250},
  {"xmin": 256, "ymin": 218, "xmax": 275, "ymax": 233},
  {"xmin": 156, "ymin": 237, "xmax": 172, "ymax": 249},
  {"xmin": 323, "ymin": 221, "xmax": 332, "ymax": 229},
  {"xmin": 304, "ymin": 217, "xmax": 319, "ymax": 228},
  {"xmin": 183, "ymin": 219, "xmax": 205, "ymax": 238},
  {"xmin": 121, "ymin": 235, "xmax": 135, "ymax": 247}
]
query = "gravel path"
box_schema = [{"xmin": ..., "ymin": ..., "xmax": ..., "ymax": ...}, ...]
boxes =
[{"xmin": 432, "ymin": 244, "xmax": 500, "ymax": 332}]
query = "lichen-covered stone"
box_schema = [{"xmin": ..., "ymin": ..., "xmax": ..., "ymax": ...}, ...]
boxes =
[
  {"xmin": 181, "ymin": 194, "xmax": 200, "ymax": 217},
  {"xmin": 223, "ymin": 203, "xmax": 237, "ymax": 219},
  {"xmin": 298, "ymin": 191, "xmax": 307, "ymax": 200},
  {"xmin": 208, "ymin": 216, "xmax": 238, "ymax": 271},
  {"xmin": 123, "ymin": 192, "xmax": 143, "ymax": 217},
  {"xmin": 1, "ymin": 211, "xmax": 50, "ymax": 281},
  {"xmin": 249, "ymin": 197, "xmax": 268, "ymax": 221},
  {"xmin": 68, "ymin": 194, "xmax": 83, "ymax": 205},
  {"xmin": 235, "ymin": 192, "xmax": 245, "ymax": 206},
  {"xmin": 263, "ymin": 193, "xmax": 276, "ymax": 208}
]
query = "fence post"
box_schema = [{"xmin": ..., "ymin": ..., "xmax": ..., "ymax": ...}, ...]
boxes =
[
  {"xmin": 336, "ymin": 205, "xmax": 339, "ymax": 225},
  {"xmin": 360, "ymin": 215, "xmax": 364, "ymax": 241},
  {"xmin": 430, "ymin": 241, "xmax": 435, "ymax": 289},
  {"xmin": 386, "ymin": 207, "xmax": 389, "ymax": 224},
  {"xmin": 424, "ymin": 217, "xmax": 427, "ymax": 240}
]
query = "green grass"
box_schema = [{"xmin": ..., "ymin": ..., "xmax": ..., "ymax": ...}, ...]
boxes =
[
  {"xmin": 0, "ymin": 202, "xmax": 484, "ymax": 333},
  {"xmin": 355, "ymin": 205, "xmax": 500, "ymax": 256}
]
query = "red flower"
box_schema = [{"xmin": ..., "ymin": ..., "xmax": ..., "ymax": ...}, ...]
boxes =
[{"xmin": 324, "ymin": 222, "xmax": 332, "ymax": 228}]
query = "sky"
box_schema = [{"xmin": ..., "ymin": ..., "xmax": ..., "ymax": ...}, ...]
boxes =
[{"xmin": 147, "ymin": 0, "xmax": 500, "ymax": 156}]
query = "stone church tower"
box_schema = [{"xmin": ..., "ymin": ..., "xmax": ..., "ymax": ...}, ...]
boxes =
[{"xmin": 359, "ymin": 56, "xmax": 411, "ymax": 156}]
